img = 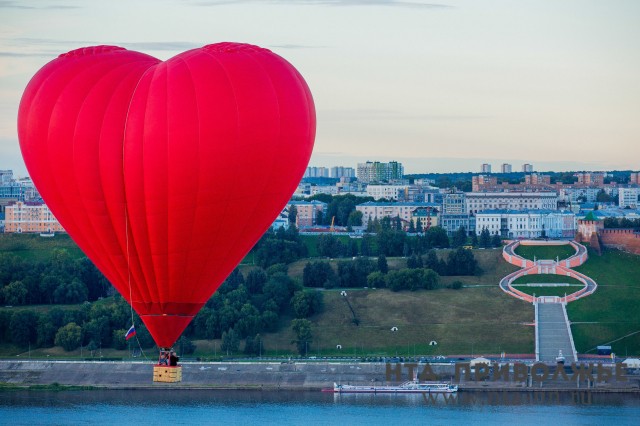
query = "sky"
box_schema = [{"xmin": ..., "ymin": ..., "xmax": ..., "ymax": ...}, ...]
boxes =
[{"xmin": 1, "ymin": 0, "xmax": 639, "ymax": 176}]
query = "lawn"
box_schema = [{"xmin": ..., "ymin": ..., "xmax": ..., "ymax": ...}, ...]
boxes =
[
  {"xmin": 511, "ymin": 274, "xmax": 584, "ymax": 285},
  {"xmin": 512, "ymin": 285, "xmax": 584, "ymax": 298},
  {"xmin": 514, "ymin": 244, "xmax": 576, "ymax": 261},
  {"xmin": 0, "ymin": 233, "xmax": 84, "ymax": 261},
  {"xmin": 568, "ymin": 248, "xmax": 640, "ymax": 355}
]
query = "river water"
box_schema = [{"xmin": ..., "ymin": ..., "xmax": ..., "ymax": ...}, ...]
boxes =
[{"xmin": 1, "ymin": 390, "xmax": 639, "ymax": 425}]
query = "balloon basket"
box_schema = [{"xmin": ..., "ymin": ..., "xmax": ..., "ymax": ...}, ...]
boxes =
[{"xmin": 153, "ymin": 365, "xmax": 182, "ymax": 383}]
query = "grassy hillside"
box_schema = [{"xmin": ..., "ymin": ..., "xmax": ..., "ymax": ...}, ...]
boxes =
[
  {"xmin": 569, "ymin": 248, "xmax": 640, "ymax": 355},
  {"xmin": 0, "ymin": 233, "xmax": 84, "ymax": 261},
  {"xmin": 2, "ymin": 233, "xmax": 639, "ymax": 358},
  {"xmin": 233, "ymin": 249, "xmax": 533, "ymax": 357}
]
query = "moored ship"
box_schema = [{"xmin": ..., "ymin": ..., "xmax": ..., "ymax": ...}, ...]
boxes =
[{"xmin": 323, "ymin": 380, "xmax": 458, "ymax": 394}]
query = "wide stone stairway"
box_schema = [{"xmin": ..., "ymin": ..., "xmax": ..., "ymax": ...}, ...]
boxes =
[{"xmin": 536, "ymin": 302, "xmax": 576, "ymax": 363}]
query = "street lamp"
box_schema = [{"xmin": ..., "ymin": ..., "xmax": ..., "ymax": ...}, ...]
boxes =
[{"xmin": 391, "ymin": 326, "xmax": 399, "ymax": 356}]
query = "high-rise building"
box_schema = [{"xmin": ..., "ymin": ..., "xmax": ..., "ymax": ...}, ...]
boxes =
[
  {"xmin": 481, "ymin": 163, "xmax": 492, "ymax": 174},
  {"xmin": 356, "ymin": 161, "xmax": 404, "ymax": 183},
  {"xmin": 4, "ymin": 201, "xmax": 65, "ymax": 234},
  {"xmin": 619, "ymin": 187, "xmax": 640, "ymax": 209},
  {"xmin": 0, "ymin": 170, "xmax": 13, "ymax": 186},
  {"xmin": 330, "ymin": 166, "xmax": 355, "ymax": 179},
  {"xmin": 522, "ymin": 164, "xmax": 533, "ymax": 173},
  {"xmin": 304, "ymin": 167, "xmax": 329, "ymax": 178},
  {"xmin": 574, "ymin": 172, "xmax": 604, "ymax": 186},
  {"xmin": 631, "ymin": 172, "xmax": 639, "ymax": 185},
  {"xmin": 472, "ymin": 175, "xmax": 498, "ymax": 192},
  {"xmin": 525, "ymin": 173, "xmax": 551, "ymax": 185},
  {"xmin": 501, "ymin": 163, "xmax": 512, "ymax": 173}
]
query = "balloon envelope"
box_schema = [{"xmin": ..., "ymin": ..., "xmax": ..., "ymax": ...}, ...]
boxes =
[{"xmin": 18, "ymin": 43, "xmax": 315, "ymax": 347}]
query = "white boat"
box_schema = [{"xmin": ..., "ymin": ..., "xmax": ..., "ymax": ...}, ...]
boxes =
[{"xmin": 323, "ymin": 380, "xmax": 458, "ymax": 394}]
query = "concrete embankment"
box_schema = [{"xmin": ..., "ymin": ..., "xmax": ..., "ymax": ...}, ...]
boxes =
[{"xmin": 1, "ymin": 360, "xmax": 639, "ymax": 393}]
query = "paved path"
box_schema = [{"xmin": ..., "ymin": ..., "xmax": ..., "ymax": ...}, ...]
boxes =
[{"xmin": 536, "ymin": 302, "xmax": 577, "ymax": 363}]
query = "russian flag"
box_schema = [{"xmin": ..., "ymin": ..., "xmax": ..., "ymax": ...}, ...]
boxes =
[{"xmin": 125, "ymin": 325, "xmax": 136, "ymax": 341}]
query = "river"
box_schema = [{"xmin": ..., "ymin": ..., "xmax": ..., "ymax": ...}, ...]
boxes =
[{"xmin": 1, "ymin": 389, "xmax": 639, "ymax": 425}]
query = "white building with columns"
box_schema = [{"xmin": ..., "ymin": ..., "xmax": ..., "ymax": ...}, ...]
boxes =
[{"xmin": 475, "ymin": 209, "xmax": 576, "ymax": 239}]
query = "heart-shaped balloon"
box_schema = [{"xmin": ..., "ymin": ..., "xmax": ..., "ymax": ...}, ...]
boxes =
[{"xmin": 18, "ymin": 43, "xmax": 315, "ymax": 347}]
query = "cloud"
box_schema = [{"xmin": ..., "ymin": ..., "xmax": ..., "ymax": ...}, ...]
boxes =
[
  {"xmin": 320, "ymin": 109, "xmax": 487, "ymax": 121},
  {"xmin": 3, "ymin": 37, "xmax": 321, "ymax": 57},
  {"xmin": 0, "ymin": 1, "xmax": 80, "ymax": 9},
  {"xmin": 192, "ymin": 0, "xmax": 452, "ymax": 9},
  {"xmin": 0, "ymin": 51, "xmax": 59, "ymax": 57},
  {"xmin": 269, "ymin": 44, "xmax": 326, "ymax": 49},
  {"xmin": 1, "ymin": 38, "xmax": 204, "ymax": 58}
]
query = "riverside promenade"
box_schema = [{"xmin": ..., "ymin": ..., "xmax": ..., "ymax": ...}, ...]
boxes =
[
  {"xmin": 1, "ymin": 360, "xmax": 638, "ymax": 392},
  {"xmin": 500, "ymin": 240, "xmax": 597, "ymax": 363}
]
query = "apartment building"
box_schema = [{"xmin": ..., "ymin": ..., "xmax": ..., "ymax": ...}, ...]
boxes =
[
  {"xmin": 4, "ymin": 201, "xmax": 65, "ymax": 234},
  {"xmin": 356, "ymin": 161, "xmax": 404, "ymax": 183},
  {"xmin": 466, "ymin": 192, "xmax": 558, "ymax": 214},
  {"xmin": 356, "ymin": 201, "xmax": 439, "ymax": 227},
  {"xmin": 619, "ymin": 187, "xmax": 640, "ymax": 209}
]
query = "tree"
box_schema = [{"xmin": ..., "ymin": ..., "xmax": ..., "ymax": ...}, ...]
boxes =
[
  {"xmin": 1, "ymin": 280, "xmax": 28, "ymax": 305},
  {"xmin": 348, "ymin": 239, "xmax": 359, "ymax": 257},
  {"xmin": 177, "ymin": 336, "xmax": 196, "ymax": 356},
  {"xmin": 303, "ymin": 261, "xmax": 338, "ymax": 288},
  {"xmin": 367, "ymin": 271, "xmax": 387, "ymax": 288},
  {"xmin": 377, "ymin": 254, "xmax": 388, "ymax": 274},
  {"xmin": 416, "ymin": 218, "xmax": 423, "ymax": 234},
  {"xmin": 288, "ymin": 205, "xmax": 298, "ymax": 225},
  {"xmin": 291, "ymin": 290, "xmax": 324, "ymax": 318},
  {"xmin": 55, "ymin": 322, "xmax": 82, "ymax": 351},
  {"xmin": 221, "ymin": 328, "xmax": 240, "ymax": 355},
  {"xmin": 37, "ymin": 314, "xmax": 58, "ymax": 348},
  {"xmin": 361, "ymin": 235, "xmax": 371, "ymax": 256},
  {"xmin": 76, "ymin": 257, "xmax": 110, "ymax": 301},
  {"xmin": 421, "ymin": 250, "xmax": 436, "ymax": 272},
  {"xmin": 425, "ymin": 226, "xmax": 449, "ymax": 248},
  {"xmin": 347, "ymin": 210, "xmax": 363, "ymax": 227},
  {"xmin": 53, "ymin": 278, "xmax": 88, "ymax": 304},
  {"xmin": 244, "ymin": 334, "xmax": 262, "ymax": 355},
  {"xmin": 317, "ymin": 234, "xmax": 345, "ymax": 258},
  {"xmin": 448, "ymin": 280, "xmax": 464, "ymax": 290},
  {"xmin": 263, "ymin": 272, "xmax": 299, "ymax": 311},
  {"xmin": 9, "ymin": 310, "xmax": 38, "ymax": 347},
  {"xmin": 470, "ymin": 232, "xmax": 479, "ymax": 247},
  {"xmin": 245, "ymin": 268, "xmax": 268, "ymax": 294},
  {"xmin": 446, "ymin": 247, "xmax": 478, "ymax": 276},
  {"xmin": 111, "ymin": 328, "xmax": 127, "ymax": 350},
  {"xmin": 452, "ymin": 226, "xmax": 467, "ymax": 248},
  {"xmin": 406, "ymin": 254, "xmax": 422, "ymax": 269},
  {"xmin": 479, "ymin": 228, "xmax": 491, "ymax": 248},
  {"xmin": 491, "ymin": 234, "xmax": 502, "ymax": 248},
  {"xmin": 291, "ymin": 319, "xmax": 313, "ymax": 356},
  {"xmin": 422, "ymin": 268, "xmax": 440, "ymax": 290}
]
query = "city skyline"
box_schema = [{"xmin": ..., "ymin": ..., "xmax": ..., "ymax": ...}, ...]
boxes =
[{"xmin": 1, "ymin": 0, "xmax": 639, "ymax": 177}]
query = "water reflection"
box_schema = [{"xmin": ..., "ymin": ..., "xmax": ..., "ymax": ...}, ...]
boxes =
[{"xmin": 2, "ymin": 389, "xmax": 640, "ymax": 426}]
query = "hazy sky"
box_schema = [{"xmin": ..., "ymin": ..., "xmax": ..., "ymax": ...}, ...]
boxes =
[{"xmin": 1, "ymin": 0, "xmax": 639, "ymax": 176}]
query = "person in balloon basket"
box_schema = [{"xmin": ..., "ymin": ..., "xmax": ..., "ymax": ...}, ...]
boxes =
[
  {"xmin": 158, "ymin": 351, "xmax": 169, "ymax": 366},
  {"xmin": 169, "ymin": 350, "xmax": 179, "ymax": 366}
]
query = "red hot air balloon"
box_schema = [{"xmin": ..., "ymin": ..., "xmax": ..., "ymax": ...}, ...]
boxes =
[{"xmin": 18, "ymin": 43, "xmax": 315, "ymax": 348}]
